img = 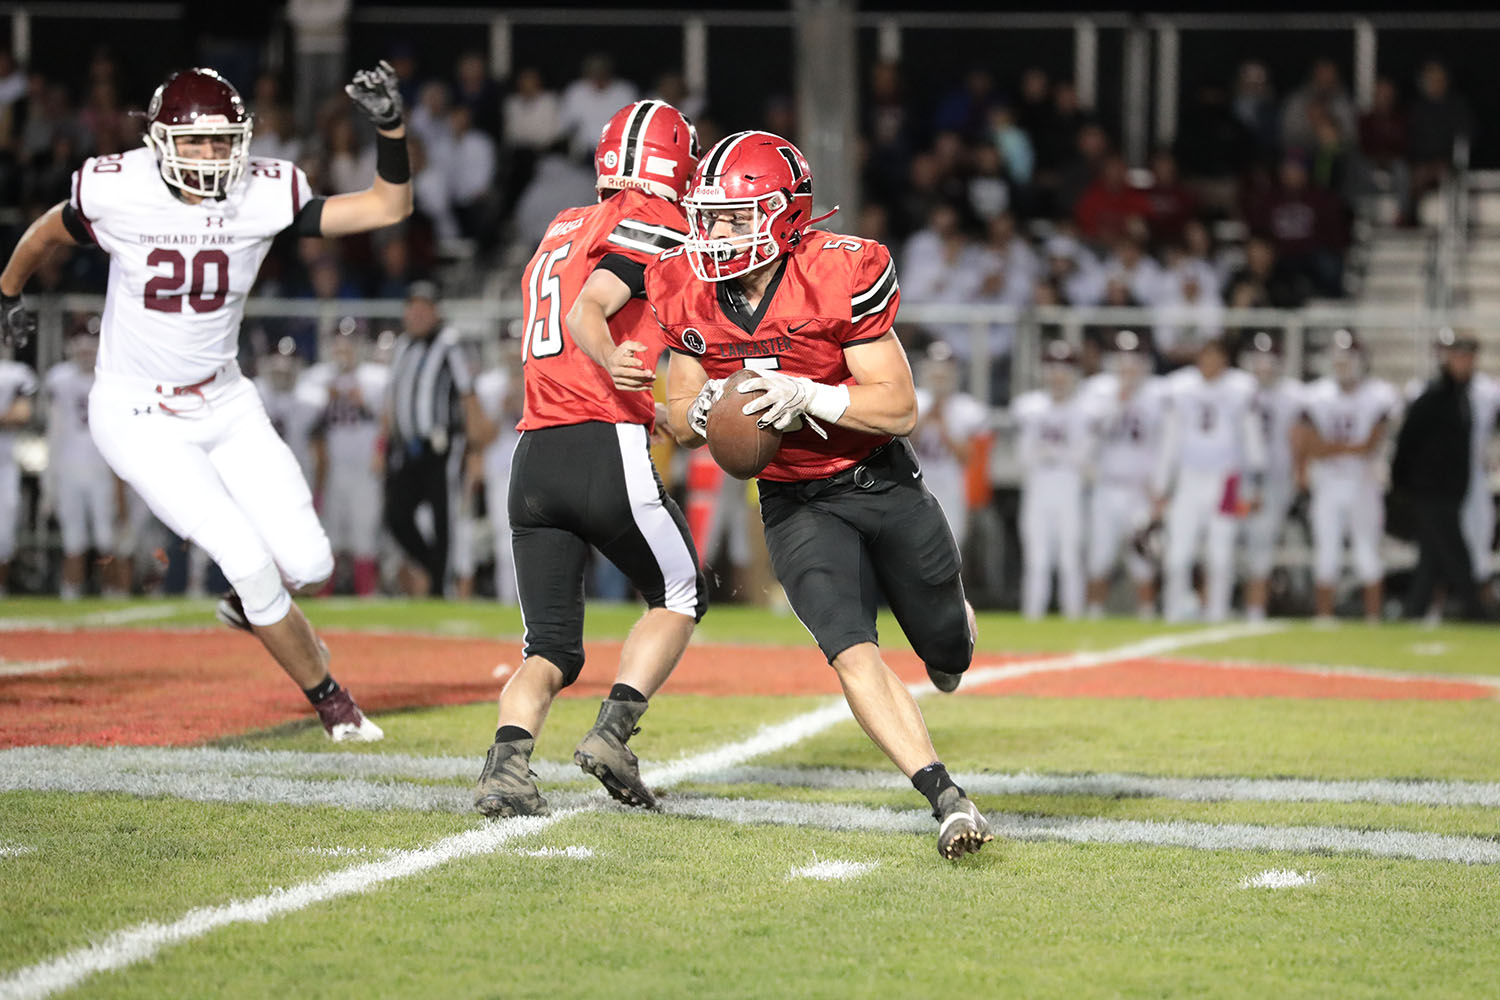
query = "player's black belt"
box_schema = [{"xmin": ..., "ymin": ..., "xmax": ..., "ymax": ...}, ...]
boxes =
[{"xmin": 761, "ymin": 440, "xmax": 921, "ymax": 502}]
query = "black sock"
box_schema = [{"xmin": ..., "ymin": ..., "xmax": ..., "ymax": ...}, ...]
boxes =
[
  {"xmin": 609, "ymin": 683, "xmax": 647, "ymax": 704},
  {"xmin": 302, "ymin": 676, "xmax": 340, "ymax": 706},
  {"xmin": 495, "ymin": 725, "xmax": 533, "ymax": 743},
  {"xmin": 911, "ymin": 762, "xmax": 964, "ymax": 814}
]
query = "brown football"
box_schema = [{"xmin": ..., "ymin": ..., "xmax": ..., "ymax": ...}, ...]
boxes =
[{"xmin": 706, "ymin": 369, "xmax": 782, "ymax": 480}]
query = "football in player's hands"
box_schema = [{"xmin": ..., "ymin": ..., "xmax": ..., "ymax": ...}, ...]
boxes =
[
  {"xmin": 707, "ymin": 370, "xmax": 782, "ymax": 479},
  {"xmin": 0, "ymin": 293, "xmax": 35, "ymax": 348},
  {"xmin": 345, "ymin": 60, "xmax": 403, "ymax": 129}
]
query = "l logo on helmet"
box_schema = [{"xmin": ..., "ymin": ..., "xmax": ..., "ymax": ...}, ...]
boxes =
[
  {"xmin": 603, "ymin": 150, "xmax": 618, "ymax": 169},
  {"xmin": 682, "ymin": 328, "xmax": 706, "ymax": 355}
]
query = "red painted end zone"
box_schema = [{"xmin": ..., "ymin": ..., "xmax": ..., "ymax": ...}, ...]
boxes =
[{"xmin": 0, "ymin": 629, "xmax": 1492, "ymax": 747}]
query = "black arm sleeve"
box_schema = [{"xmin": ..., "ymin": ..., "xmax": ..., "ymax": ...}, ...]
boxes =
[
  {"xmin": 597, "ymin": 253, "xmax": 647, "ymax": 298},
  {"xmin": 59, "ymin": 203, "xmax": 95, "ymax": 246},
  {"xmin": 291, "ymin": 198, "xmax": 326, "ymax": 237}
]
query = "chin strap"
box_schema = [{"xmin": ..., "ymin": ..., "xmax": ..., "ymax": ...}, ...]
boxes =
[{"xmin": 808, "ymin": 205, "xmax": 841, "ymax": 227}]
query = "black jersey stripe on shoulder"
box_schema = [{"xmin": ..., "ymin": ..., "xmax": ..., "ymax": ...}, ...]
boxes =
[
  {"xmin": 851, "ymin": 260, "xmax": 898, "ymax": 315},
  {"xmin": 610, "ymin": 219, "xmax": 685, "ymax": 252}
]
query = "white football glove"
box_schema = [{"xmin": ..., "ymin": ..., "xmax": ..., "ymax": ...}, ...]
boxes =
[
  {"xmin": 738, "ymin": 372, "xmax": 849, "ymax": 438},
  {"xmin": 686, "ymin": 378, "xmax": 726, "ymax": 438}
]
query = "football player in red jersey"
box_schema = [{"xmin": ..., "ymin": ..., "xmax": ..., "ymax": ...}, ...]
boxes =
[
  {"xmin": 473, "ymin": 101, "xmax": 707, "ymax": 818},
  {"xmin": 644, "ymin": 132, "xmax": 991, "ymax": 859}
]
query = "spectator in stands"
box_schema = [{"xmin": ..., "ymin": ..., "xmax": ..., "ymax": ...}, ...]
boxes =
[
  {"xmin": 894, "ymin": 151, "xmax": 944, "ymax": 239},
  {"xmin": 452, "ymin": 52, "xmax": 501, "ymax": 136},
  {"xmin": 1045, "ymin": 231, "xmax": 1107, "ymax": 306},
  {"xmin": 512, "ymin": 142, "xmax": 595, "ymax": 247},
  {"xmin": 409, "ymin": 80, "xmax": 455, "ymax": 169},
  {"xmin": 1244, "ymin": 157, "xmax": 1347, "ymax": 298},
  {"xmin": 1015, "ymin": 68, "xmax": 1055, "ymax": 161},
  {"xmin": 856, "ymin": 202, "xmax": 890, "ymax": 244},
  {"xmin": 558, "ymin": 53, "xmax": 637, "ymax": 161},
  {"xmin": 1144, "ymin": 148, "xmax": 1197, "ymax": 247},
  {"xmin": 1055, "ymin": 122, "xmax": 1110, "ymax": 220},
  {"xmin": 863, "ymin": 59, "xmax": 914, "ymax": 207},
  {"xmin": 1407, "ymin": 60, "xmax": 1474, "ymax": 201},
  {"xmin": 902, "ymin": 202, "xmax": 992, "ymax": 359},
  {"xmin": 1282, "ymin": 59, "xmax": 1356, "ymax": 152},
  {"xmin": 1154, "ymin": 246, "xmax": 1224, "ymax": 369},
  {"xmin": 387, "ymin": 44, "xmax": 420, "ymax": 107},
  {"xmin": 1225, "ymin": 235, "xmax": 1307, "ymax": 309},
  {"xmin": 1359, "ymin": 76, "xmax": 1411, "ymax": 222},
  {"xmin": 251, "ymin": 105, "xmax": 303, "ymax": 163},
  {"xmin": 408, "ymin": 135, "xmax": 461, "ymax": 245},
  {"xmin": 447, "ymin": 104, "xmax": 499, "ymax": 246},
  {"xmin": 934, "ymin": 67, "xmax": 995, "ymax": 142},
  {"xmin": 977, "ymin": 211, "xmax": 1038, "ymax": 394},
  {"xmin": 1074, "ymin": 152, "xmax": 1150, "ymax": 248},
  {"xmin": 967, "ymin": 144, "xmax": 1010, "ymax": 222},
  {"xmin": 987, "ymin": 101, "xmax": 1034, "ymax": 188},
  {"xmin": 1176, "ymin": 83, "xmax": 1254, "ymax": 210},
  {"xmin": 1393, "ymin": 330, "xmax": 1485, "ymax": 620},
  {"xmin": 1232, "ymin": 60, "xmax": 1280, "ymax": 161},
  {"xmin": 650, "ymin": 73, "xmax": 704, "ymax": 123},
  {"xmin": 373, "ymin": 239, "xmax": 413, "ymax": 299},
  {"xmin": 504, "ymin": 68, "xmax": 559, "ymax": 153},
  {"xmin": 0, "ymin": 51, "xmax": 24, "ymax": 112},
  {"xmin": 322, "ymin": 115, "xmax": 373, "ymax": 194},
  {"xmin": 1103, "ymin": 232, "xmax": 1165, "ymax": 307}
]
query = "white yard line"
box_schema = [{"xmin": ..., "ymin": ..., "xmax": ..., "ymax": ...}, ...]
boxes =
[
  {"xmin": 0, "ymin": 621, "xmax": 1280, "ymax": 1000},
  {"xmin": 1181, "ymin": 657, "xmax": 1500, "ymax": 693},
  {"xmin": 0, "ymin": 603, "xmax": 198, "ymax": 633},
  {"xmin": 0, "ymin": 660, "xmax": 74, "ymax": 677}
]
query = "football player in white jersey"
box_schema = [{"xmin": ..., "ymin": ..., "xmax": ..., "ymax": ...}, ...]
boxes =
[
  {"xmin": 255, "ymin": 341, "xmax": 321, "ymax": 485},
  {"xmin": 1012, "ymin": 339, "xmax": 1094, "ymax": 619},
  {"xmin": 1154, "ymin": 336, "xmax": 1266, "ymax": 622},
  {"xmin": 469, "ymin": 342, "xmax": 524, "ymax": 603},
  {"xmin": 0, "ymin": 63, "xmax": 412, "ymax": 740},
  {"xmin": 911, "ymin": 342, "xmax": 991, "ymax": 551},
  {"xmin": 1297, "ymin": 331, "xmax": 1399, "ymax": 621},
  {"xmin": 1240, "ymin": 332, "xmax": 1306, "ymax": 621},
  {"xmin": 1463, "ymin": 365, "xmax": 1500, "ymax": 595},
  {"xmin": 1084, "ymin": 330, "xmax": 1166, "ymax": 619},
  {"xmin": 308, "ymin": 329, "xmax": 388, "ymax": 596},
  {"xmin": 0, "ymin": 345, "xmax": 37, "ymax": 595},
  {"xmin": 44, "ymin": 331, "xmax": 124, "ymax": 598}
]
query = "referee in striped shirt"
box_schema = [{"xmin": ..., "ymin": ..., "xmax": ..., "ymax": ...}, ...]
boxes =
[{"xmin": 383, "ymin": 281, "xmax": 484, "ymax": 596}]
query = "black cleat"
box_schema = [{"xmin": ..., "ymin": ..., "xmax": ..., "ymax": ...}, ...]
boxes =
[
  {"xmin": 935, "ymin": 786, "xmax": 993, "ymax": 860},
  {"xmin": 474, "ymin": 737, "xmax": 549, "ymax": 818},
  {"xmin": 574, "ymin": 699, "xmax": 657, "ymax": 809}
]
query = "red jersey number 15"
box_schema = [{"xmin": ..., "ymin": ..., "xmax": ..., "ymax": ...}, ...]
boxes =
[{"xmin": 523, "ymin": 241, "xmax": 571, "ymax": 362}]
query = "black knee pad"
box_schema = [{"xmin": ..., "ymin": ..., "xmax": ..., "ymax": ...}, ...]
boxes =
[
  {"xmin": 521, "ymin": 637, "xmax": 586, "ymax": 687},
  {"xmin": 911, "ymin": 597, "xmax": 974, "ymax": 676}
]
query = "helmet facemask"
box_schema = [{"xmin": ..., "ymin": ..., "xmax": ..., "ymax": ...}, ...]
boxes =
[
  {"xmin": 146, "ymin": 116, "xmax": 253, "ymax": 199},
  {"xmin": 683, "ymin": 188, "xmax": 790, "ymax": 282}
]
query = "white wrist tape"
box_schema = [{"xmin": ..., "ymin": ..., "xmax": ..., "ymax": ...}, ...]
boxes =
[{"xmin": 805, "ymin": 382, "xmax": 850, "ymax": 425}]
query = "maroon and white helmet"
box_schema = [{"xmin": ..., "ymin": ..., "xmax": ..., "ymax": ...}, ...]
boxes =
[
  {"xmin": 142, "ymin": 68, "xmax": 253, "ymax": 199},
  {"xmin": 595, "ymin": 100, "xmax": 699, "ymax": 203}
]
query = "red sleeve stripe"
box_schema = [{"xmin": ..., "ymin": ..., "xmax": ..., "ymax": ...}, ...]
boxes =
[
  {"xmin": 71, "ymin": 166, "xmax": 98, "ymax": 242},
  {"xmin": 291, "ymin": 169, "xmax": 302, "ymax": 215}
]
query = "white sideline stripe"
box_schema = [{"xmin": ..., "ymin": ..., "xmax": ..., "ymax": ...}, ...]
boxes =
[
  {"xmin": 1241, "ymin": 869, "xmax": 1318, "ymax": 889},
  {"xmin": 0, "ymin": 603, "xmax": 196, "ymax": 632},
  {"xmin": 787, "ymin": 859, "xmax": 878, "ymax": 881},
  {"xmin": 662, "ymin": 797, "xmax": 1500, "ymax": 865},
  {"xmin": 11, "ymin": 748, "xmax": 1500, "ymax": 811},
  {"xmin": 1184, "ymin": 657, "xmax": 1500, "ymax": 693},
  {"xmin": 685, "ymin": 766, "xmax": 1500, "ymax": 810},
  {"xmin": 0, "ymin": 660, "xmax": 74, "ymax": 677},
  {"xmin": 0, "ymin": 621, "xmax": 1276, "ymax": 1000}
]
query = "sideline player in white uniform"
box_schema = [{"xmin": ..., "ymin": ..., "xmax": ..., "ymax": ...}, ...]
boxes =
[
  {"xmin": 1298, "ymin": 331, "xmax": 1399, "ymax": 621},
  {"xmin": 0, "ymin": 347, "xmax": 37, "ymax": 595},
  {"xmin": 308, "ymin": 330, "xmax": 387, "ymax": 596},
  {"xmin": 1463, "ymin": 367, "xmax": 1500, "ymax": 594},
  {"xmin": 44, "ymin": 332, "xmax": 123, "ymax": 598},
  {"xmin": 911, "ymin": 342, "xmax": 990, "ymax": 551},
  {"xmin": 255, "ymin": 341, "xmax": 321, "ymax": 485},
  {"xmin": 1240, "ymin": 332, "xmax": 1306, "ymax": 621},
  {"xmin": 0, "ymin": 63, "xmax": 413, "ymax": 740},
  {"xmin": 469, "ymin": 342, "xmax": 523, "ymax": 603},
  {"xmin": 1012, "ymin": 339, "xmax": 1094, "ymax": 619},
  {"xmin": 1154, "ymin": 336, "xmax": 1265, "ymax": 622},
  {"xmin": 1084, "ymin": 330, "xmax": 1166, "ymax": 619}
]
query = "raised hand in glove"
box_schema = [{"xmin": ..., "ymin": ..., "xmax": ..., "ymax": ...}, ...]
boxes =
[
  {"xmin": 686, "ymin": 378, "xmax": 726, "ymax": 438},
  {"xmin": 0, "ymin": 293, "xmax": 35, "ymax": 348},
  {"xmin": 345, "ymin": 60, "xmax": 404, "ymax": 130},
  {"xmin": 738, "ymin": 371, "xmax": 849, "ymax": 438}
]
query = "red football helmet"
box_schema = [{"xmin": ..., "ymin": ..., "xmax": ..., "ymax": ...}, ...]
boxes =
[
  {"xmin": 595, "ymin": 100, "xmax": 699, "ymax": 203},
  {"xmin": 142, "ymin": 68, "xmax": 253, "ymax": 199},
  {"xmin": 682, "ymin": 131, "xmax": 815, "ymax": 282}
]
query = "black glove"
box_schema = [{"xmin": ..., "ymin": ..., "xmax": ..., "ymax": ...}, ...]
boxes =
[
  {"xmin": 0, "ymin": 293, "xmax": 34, "ymax": 349},
  {"xmin": 345, "ymin": 60, "xmax": 404, "ymax": 130}
]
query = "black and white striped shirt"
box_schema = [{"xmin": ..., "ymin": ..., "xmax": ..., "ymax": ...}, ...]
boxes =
[{"xmin": 387, "ymin": 325, "xmax": 475, "ymax": 455}]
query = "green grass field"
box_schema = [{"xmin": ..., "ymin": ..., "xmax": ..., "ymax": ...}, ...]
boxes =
[{"xmin": 3, "ymin": 599, "xmax": 1500, "ymax": 998}]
